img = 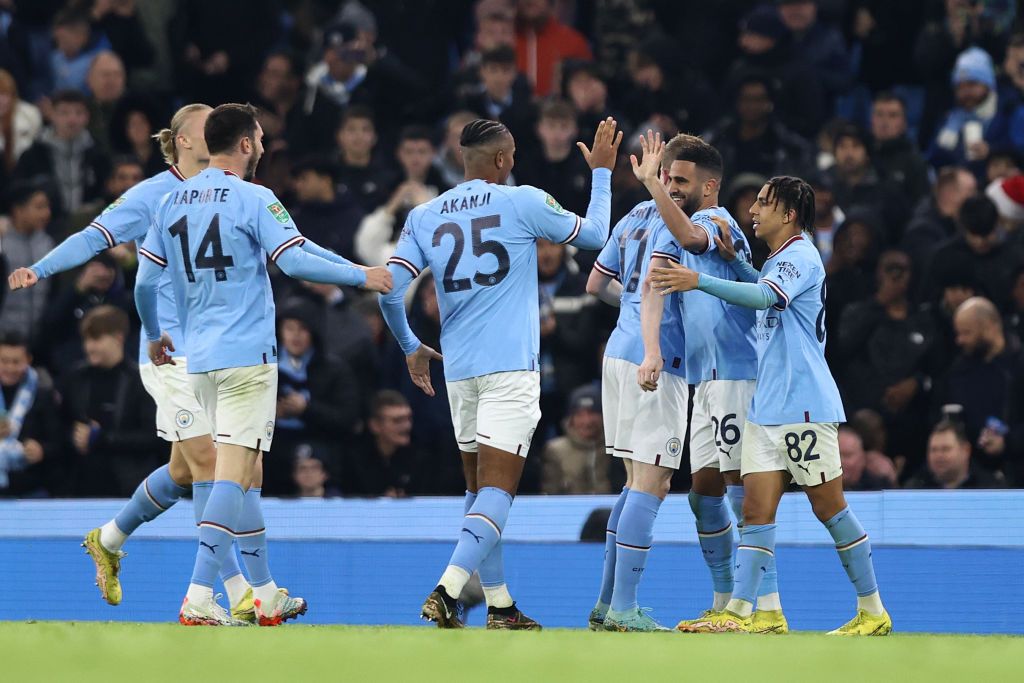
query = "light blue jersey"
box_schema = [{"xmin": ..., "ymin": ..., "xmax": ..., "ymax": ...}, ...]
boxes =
[
  {"xmin": 651, "ymin": 206, "xmax": 758, "ymax": 383},
  {"xmin": 31, "ymin": 166, "xmax": 189, "ymax": 364},
  {"xmin": 749, "ymin": 234, "xmax": 845, "ymax": 425},
  {"xmin": 139, "ymin": 168, "xmax": 308, "ymax": 374},
  {"xmin": 596, "ymin": 201, "xmax": 686, "ymax": 378},
  {"xmin": 383, "ymin": 170, "xmax": 611, "ymax": 382}
]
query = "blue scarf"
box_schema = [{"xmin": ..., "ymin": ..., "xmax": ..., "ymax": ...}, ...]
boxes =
[
  {"xmin": 278, "ymin": 349, "xmax": 312, "ymax": 431},
  {"xmin": 0, "ymin": 367, "xmax": 38, "ymax": 488}
]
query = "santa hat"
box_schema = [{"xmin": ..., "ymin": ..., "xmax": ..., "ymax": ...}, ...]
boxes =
[{"xmin": 986, "ymin": 175, "xmax": 1024, "ymax": 222}]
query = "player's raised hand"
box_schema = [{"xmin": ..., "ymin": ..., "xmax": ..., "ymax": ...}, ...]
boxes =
[
  {"xmin": 630, "ymin": 129, "xmax": 664, "ymax": 185},
  {"xmin": 649, "ymin": 261, "xmax": 700, "ymax": 295},
  {"xmin": 148, "ymin": 332, "xmax": 176, "ymax": 366},
  {"xmin": 8, "ymin": 267, "xmax": 39, "ymax": 290},
  {"xmin": 577, "ymin": 117, "xmax": 623, "ymax": 171},
  {"xmin": 407, "ymin": 344, "xmax": 443, "ymax": 397},
  {"xmin": 637, "ymin": 353, "xmax": 663, "ymax": 392},
  {"xmin": 710, "ymin": 215, "xmax": 737, "ymax": 262},
  {"xmin": 361, "ymin": 266, "xmax": 393, "ymax": 293}
]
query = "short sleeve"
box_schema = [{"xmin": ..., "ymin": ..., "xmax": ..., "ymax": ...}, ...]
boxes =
[
  {"xmin": 138, "ymin": 221, "xmax": 167, "ymax": 268},
  {"xmin": 90, "ymin": 189, "xmax": 152, "ymax": 247},
  {"xmin": 255, "ymin": 189, "xmax": 306, "ymax": 262},
  {"xmin": 593, "ymin": 231, "xmax": 621, "ymax": 278},
  {"xmin": 516, "ymin": 186, "xmax": 584, "ymax": 244},
  {"xmin": 688, "ymin": 212, "xmax": 717, "ymax": 255},
  {"xmin": 760, "ymin": 250, "xmax": 817, "ymax": 311},
  {"xmin": 387, "ymin": 211, "xmax": 427, "ymax": 277},
  {"xmin": 650, "ymin": 222, "xmax": 682, "ymax": 264}
]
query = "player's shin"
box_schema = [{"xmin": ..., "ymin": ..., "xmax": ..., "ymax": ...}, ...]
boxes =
[
  {"xmin": 187, "ymin": 480, "xmax": 245, "ymax": 603},
  {"xmin": 825, "ymin": 506, "xmax": 884, "ymax": 615},
  {"xmin": 439, "ymin": 486, "xmax": 513, "ymax": 599},
  {"xmin": 236, "ymin": 487, "xmax": 278, "ymax": 605},
  {"xmin": 193, "ymin": 480, "xmax": 249, "ymax": 606},
  {"xmin": 689, "ymin": 491, "xmax": 734, "ymax": 611},
  {"xmin": 102, "ymin": 464, "xmax": 188, "ymax": 552},
  {"xmin": 728, "ymin": 484, "xmax": 782, "ymax": 611},
  {"xmin": 609, "ymin": 489, "xmax": 662, "ymax": 614},
  {"xmin": 726, "ymin": 524, "xmax": 776, "ymax": 618},
  {"xmin": 464, "ymin": 491, "xmax": 513, "ymax": 609},
  {"xmin": 595, "ymin": 486, "xmax": 630, "ymax": 613}
]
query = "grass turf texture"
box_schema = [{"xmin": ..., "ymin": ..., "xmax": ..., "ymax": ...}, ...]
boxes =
[{"xmin": 2, "ymin": 622, "xmax": 1020, "ymax": 682}]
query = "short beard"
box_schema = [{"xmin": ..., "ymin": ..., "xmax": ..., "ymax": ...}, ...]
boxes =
[{"xmin": 244, "ymin": 153, "xmax": 260, "ymax": 181}]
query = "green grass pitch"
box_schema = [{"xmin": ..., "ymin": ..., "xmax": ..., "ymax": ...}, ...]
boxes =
[{"xmin": 2, "ymin": 622, "xmax": 1020, "ymax": 682}]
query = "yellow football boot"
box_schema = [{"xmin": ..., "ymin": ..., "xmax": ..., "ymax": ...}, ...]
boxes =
[
  {"xmin": 678, "ymin": 609, "xmax": 752, "ymax": 633},
  {"xmin": 751, "ymin": 609, "xmax": 789, "ymax": 634},
  {"xmin": 82, "ymin": 528, "xmax": 125, "ymax": 606},
  {"xmin": 827, "ymin": 610, "xmax": 893, "ymax": 636}
]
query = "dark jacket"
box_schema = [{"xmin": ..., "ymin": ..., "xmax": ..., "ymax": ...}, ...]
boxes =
[
  {"xmin": 703, "ymin": 118, "xmax": 815, "ymax": 181},
  {"xmin": 873, "ymin": 136, "xmax": 932, "ymax": 206},
  {"xmin": 904, "ymin": 462, "xmax": 1007, "ymax": 490},
  {"xmin": 901, "ymin": 196, "xmax": 958, "ymax": 278},
  {"xmin": 290, "ymin": 193, "xmax": 366, "ymax": 261},
  {"xmin": 61, "ymin": 359, "xmax": 163, "ymax": 496},
  {"xmin": 0, "ymin": 370, "xmax": 63, "ymax": 497}
]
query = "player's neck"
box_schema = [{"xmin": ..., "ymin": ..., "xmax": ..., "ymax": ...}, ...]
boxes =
[
  {"xmin": 175, "ymin": 156, "xmax": 208, "ymax": 179},
  {"xmin": 766, "ymin": 229, "xmax": 802, "ymax": 254},
  {"xmin": 208, "ymin": 154, "xmax": 247, "ymax": 179},
  {"xmin": 463, "ymin": 169, "xmax": 502, "ymax": 184}
]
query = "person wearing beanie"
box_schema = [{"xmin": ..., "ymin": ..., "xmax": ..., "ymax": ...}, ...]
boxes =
[
  {"xmin": 539, "ymin": 384, "xmax": 613, "ymax": 494},
  {"xmin": 928, "ymin": 47, "xmax": 1013, "ymax": 173}
]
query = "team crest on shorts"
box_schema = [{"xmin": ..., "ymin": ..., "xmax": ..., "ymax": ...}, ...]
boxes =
[
  {"xmin": 175, "ymin": 410, "xmax": 194, "ymax": 429},
  {"xmin": 666, "ymin": 437, "xmax": 682, "ymax": 458},
  {"xmin": 265, "ymin": 421, "xmax": 275, "ymax": 440}
]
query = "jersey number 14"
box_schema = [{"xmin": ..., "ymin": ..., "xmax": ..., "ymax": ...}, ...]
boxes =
[{"xmin": 169, "ymin": 214, "xmax": 235, "ymax": 282}]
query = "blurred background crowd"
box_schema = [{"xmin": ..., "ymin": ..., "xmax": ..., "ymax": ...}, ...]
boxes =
[{"xmin": 1, "ymin": 0, "xmax": 1023, "ymax": 498}]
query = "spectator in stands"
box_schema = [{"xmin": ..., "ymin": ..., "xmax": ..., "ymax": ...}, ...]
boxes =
[
  {"xmin": 332, "ymin": 105, "xmax": 397, "ymax": 213},
  {"xmin": 88, "ymin": 0, "xmax": 155, "ymax": 76},
  {"xmin": 808, "ymin": 172, "xmax": 842, "ymax": 265},
  {"xmin": 108, "ymin": 101, "xmax": 163, "ymax": 178},
  {"xmin": 926, "ymin": 195, "xmax": 1024, "ymax": 311},
  {"xmin": 343, "ymin": 390, "xmax": 426, "ymax": 498},
  {"xmin": 986, "ymin": 172, "xmax": 1024, "ymax": 233},
  {"xmin": 513, "ymin": 99, "xmax": 592, "ymax": 216},
  {"xmin": 827, "ymin": 123, "xmax": 910, "ymax": 244},
  {"xmin": 266, "ymin": 301, "xmax": 360, "ymax": 495},
  {"xmin": 61, "ymin": 305, "xmax": 161, "ymax": 496},
  {"xmin": 0, "ymin": 69, "xmax": 42, "ymax": 186},
  {"xmin": 85, "ymin": 51, "xmax": 127, "ymax": 157},
  {"xmin": 355, "ymin": 126, "xmax": 447, "ymax": 266},
  {"xmin": 0, "ymin": 183, "xmax": 53, "ymax": 339},
  {"xmin": 49, "ymin": 9, "xmax": 102, "ymax": 94},
  {"xmin": 458, "ymin": 45, "xmax": 535, "ymax": 144},
  {"xmin": 433, "ymin": 110, "xmax": 477, "ymax": 190},
  {"xmin": 871, "ymin": 92, "xmax": 932, "ymax": 204},
  {"xmin": 622, "ymin": 37, "xmax": 719, "ymax": 135},
  {"xmin": 304, "ymin": 21, "xmax": 426, "ymax": 139},
  {"xmin": 726, "ymin": 173, "xmax": 769, "ymax": 268},
  {"xmin": 839, "ymin": 425, "xmax": 896, "ymax": 491},
  {"xmin": 905, "ymin": 419, "xmax": 1006, "ymax": 489},
  {"xmin": 36, "ymin": 251, "xmax": 133, "ymax": 380},
  {"xmin": 902, "ymin": 166, "xmax": 977, "ymax": 274},
  {"xmin": 455, "ymin": 0, "xmax": 518, "ymax": 97},
  {"xmin": 932, "ymin": 297, "xmax": 1020, "ymax": 481},
  {"xmin": 703, "ymin": 73, "xmax": 814, "ymax": 181},
  {"xmin": 836, "ymin": 250, "xmax": 937, "ymax": 467},
  {"xmin": 292, "ymin": 446, "xmax": 341, "ymax": 498},
  {"xmin": 928, "ymin": 47, "xmax": 1013, "ymax": 174},
  {"xmin": 514, "ymin": 0, "xmax": 592, "ymax": 97},
  {"xmin": 562, "ymin": 60, "xmax": 622, "ymax": 147},
  {"xmin": 70, "ymin": 154, "xmax": 143, "ymax": 229},
  {"xmin": 997, "ymin": 33, "xmax": 1024, "ymax": 153},
  {"xmin": 15, "ymin": 89, "xmax": 109, "ymax": 218},
  {"xmin": 776, "ymin": 0, "xmax": 852, "ymax": 117},
  {"xmin": 541, "ymin": 384, "xmax": 612, "ymax": 494},
  {"xmin": 0, "ymin": 331, "xmax": 61, "ymax": 498},
  {"xmin": 290, "ymin": 155, "xmax": 365, "ymax": 261},
  {"xmin": 824, "ymin": 211, "xmax": 882, "ymax": 353},
  {"xmin": 253, "ymin": 51, "xmax": 341, "ymax": 158}
]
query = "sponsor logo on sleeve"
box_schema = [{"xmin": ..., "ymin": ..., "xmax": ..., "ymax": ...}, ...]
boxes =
[
  {"xmin": 544, "ymin": 194, "xmax": 567, "ymax": 214},
  {"xmin": 266, "ymin": 201, "xmax": 292, "ymax": 224},
  {"xmin": 101, "ymin": 196, "xmax": 126, "ymax": 215}
]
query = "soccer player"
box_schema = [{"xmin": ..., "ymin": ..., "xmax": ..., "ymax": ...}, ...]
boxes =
[
  {"xmin": 5, "ymin": 104, "xmax": 273, "ymax": 616},
  {"xmin": 135, "ymin": 103, "xmax": 392, "ymax": 626},
  {"xmin": 582, "ymin": 135, "xmax": 686, "ymax": 632},
  {"xmin": 635, "ymin": 132, "xmax": 787, "ymax": 634},
  {"xmin": 379, "ymin": 117, "xmax": 620, "ymax": 629},
  {"xmin": 649, "ymin": 176, "xmax": 892, "ymax": 636}
]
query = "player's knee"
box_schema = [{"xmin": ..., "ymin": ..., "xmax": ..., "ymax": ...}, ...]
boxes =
[
  {"xmin": 167, "ymin": 456, "xmax": 193, "ymax": 486},
  {"xmin": 741, "ymin": 497, "xmax": 773, "ymax": 526},
  {"xmin": 690, "ymin": 467, "xmax": 725, "ymax": 497}
]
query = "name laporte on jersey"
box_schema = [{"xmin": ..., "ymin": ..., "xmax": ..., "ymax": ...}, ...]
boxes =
[{"xmin": 170, "ymin": 187, "xmax": 232, "ymax": 205}]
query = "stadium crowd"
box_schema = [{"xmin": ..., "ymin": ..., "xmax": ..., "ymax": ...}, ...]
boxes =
[{"xmin": 0, "ymin": 0, "xmax": 1023, "ymax": 498}]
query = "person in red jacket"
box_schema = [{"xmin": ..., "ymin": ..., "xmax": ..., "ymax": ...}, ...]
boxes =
[{"xmin": 515, "ymin": 0, "xmax": 592, "ymax": 97}]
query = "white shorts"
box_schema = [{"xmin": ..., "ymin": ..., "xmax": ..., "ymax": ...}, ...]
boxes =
[
  {"xmin": 601, "ymin": 356, "xmax": 688, "ymax": 470},
  {"xmin": 689, "ymin": 379, "xmax": 755, "ymax": 474},
  {"xmin": 189, "ymin": 364, "xmax": 278, "ymax": 452},
  {"xmin": 741, "ymin": 421, "xmax": 842, "ymax": 487},
  {"xmin": 447, "ymin": 370, "xmax": 540, "ymax": 456},
  {"xmin": 139, "ymin": 358, "xmax": 212, "ymax": 442}
]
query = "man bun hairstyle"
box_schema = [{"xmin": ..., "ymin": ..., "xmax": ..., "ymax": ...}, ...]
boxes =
[
  {"xmin": 204, "ymin": 103, "xmax": 259, "ymax": 156},
  {"xmin": 664, "ymin": 133, "xmax": 724, "ymax": 179},
  {"xmin": 459, "ymin": 119, "xmax": 509, "ymax": 148},
  {"xmin": 765, "ymin": 175, "xmax": 816, "ymax": 233},
  {"xmin": 154, "ymin": 103, "xmax": 211, "ymax": 165}
]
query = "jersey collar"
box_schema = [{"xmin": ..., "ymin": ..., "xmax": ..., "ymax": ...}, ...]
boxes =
[
  {"xmin": 767, "ymin": 233, "xmax": 804, "ymax": 259},
  {"xmin": 223, "ymin": 169, "xmax": 239, "ymax": 178},
  {"xmin": 169, "ymin": 165, "xmax": 186, "ymax": 182}
]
